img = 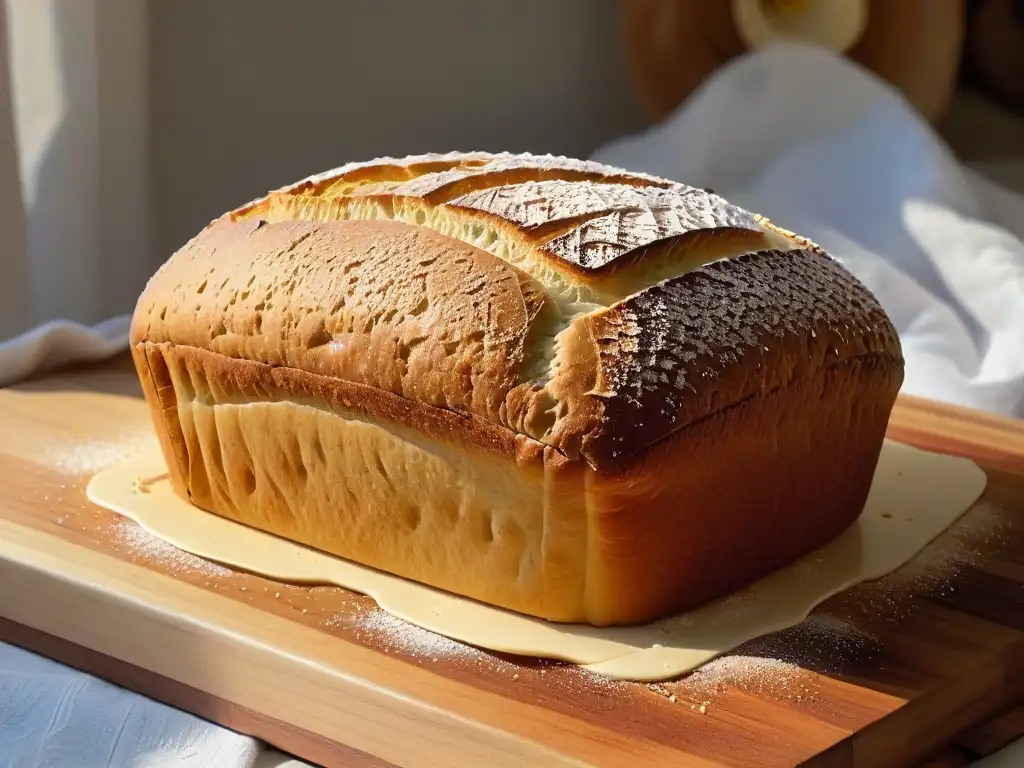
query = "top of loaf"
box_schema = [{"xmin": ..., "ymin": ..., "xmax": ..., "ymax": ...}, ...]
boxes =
[{"xmin": 134, "ymin": 151, "xmax": 903, "ymax": 470}]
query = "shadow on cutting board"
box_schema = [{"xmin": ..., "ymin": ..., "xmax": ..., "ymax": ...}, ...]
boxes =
[{"xmin": 14, "ymin": 353, "xmax": 144, "ymax": 400}]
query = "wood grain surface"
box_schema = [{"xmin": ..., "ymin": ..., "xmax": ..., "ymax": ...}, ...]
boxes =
[{"xmin": 2, "ymin": 354, "xmax": 1024, "ymax": 768}]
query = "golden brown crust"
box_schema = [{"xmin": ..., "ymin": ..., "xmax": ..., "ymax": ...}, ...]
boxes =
[
  {"xmin": 569, "ymin": 246, "xmax": 902, "ymax": 469},
  {"xmin": 581, "ymin": 353, "xmax": 902, "ymax": 625},
  {"xmin": 139, "ymin": 341, "xmax": 541, "ymax": 464},
  {"xmin": 241, "ymin": 152, "xmax": 783, "ymax": 286},
  {"xmin": 132, "ymin": 216, "xmax": 555, "ymax": 427},
  {"xmin": 131, "ymin": 340, "xmax": 900, "ymax": 625},
  {"xmin": 134, "ymin": 342, "xmax": 593, "ymax": 622},
  {"xmin": 256, "ymin": 151, "xmax": 678, "ymax": 205},
  {"xmin": 130, "ymin": 150, "xmax": 907, "ymax": 625},
  {"xmin": 448, "ymin": 180, "xmax": 762, "ymax": 270},
  {"xmin": 166, "ymin": 151, "xmax": 901, "ymax": 469}
]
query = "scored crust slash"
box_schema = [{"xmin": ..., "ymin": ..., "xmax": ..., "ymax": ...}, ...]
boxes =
[{"xmin": 129, "ymin": 151, "xmax": 904, "ymax": 627}]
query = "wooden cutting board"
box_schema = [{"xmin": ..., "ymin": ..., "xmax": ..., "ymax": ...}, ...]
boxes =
[{"xmin": 2, "ymin": 355, "xmax": 1024, "ymax": 768}]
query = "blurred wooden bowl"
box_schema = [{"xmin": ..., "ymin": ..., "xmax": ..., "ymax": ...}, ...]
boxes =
[
  {"xmin": 965, "ymin": 0, "xmax": 1024, "ymax": 110},
  {"xmin": 619, "ymin": 0, "xmax": 966, "ymax": 124}
]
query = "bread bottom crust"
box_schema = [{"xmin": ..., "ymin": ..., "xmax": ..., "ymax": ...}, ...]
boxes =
[{"xmin": 133, "ymin": 341, "xmax": 901, "ymax": 626}]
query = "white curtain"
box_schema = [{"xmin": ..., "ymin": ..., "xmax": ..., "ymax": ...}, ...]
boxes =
[
  {"xmin": 0, "ymin": 3, "xmax": 271, "ymax": 762},
  {"xmin": 0, "ymin": 0, "xmax": 155, "ymax": 341}
]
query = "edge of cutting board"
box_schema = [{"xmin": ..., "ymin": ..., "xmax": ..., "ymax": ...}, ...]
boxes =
[
  {"xmin": 0, "ymin": 513, "xmax": 598, "ymax": 768},
  {"xmin": 888, "ymin": 393, "xmax": 1024, "ymax": 475},
  {"xmin": 0, "ymin": 616, "xmax": 397, "ymax": 768},
  {"xmin": 2, "ymin": 356, "xmax": 1024, "ymax": 768}
]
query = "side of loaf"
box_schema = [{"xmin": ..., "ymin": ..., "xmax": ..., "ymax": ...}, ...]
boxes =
[{"xmin": 131, "ymin": 151, "xmax": 904, "ymax": 626}]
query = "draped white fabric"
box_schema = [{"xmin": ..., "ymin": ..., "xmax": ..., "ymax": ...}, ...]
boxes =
[
  {"xmin": 593, "ymin": 44, "xmax": 1024, "ymax": 420},
  {"xmin": 0, "ymin": 2, "xmax": 286, "ymax": 764}
]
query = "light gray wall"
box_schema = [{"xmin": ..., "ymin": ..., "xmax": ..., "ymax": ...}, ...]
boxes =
[{"xmin": 151, "ymin": 0, "xmax": 645, "ymax": 257}]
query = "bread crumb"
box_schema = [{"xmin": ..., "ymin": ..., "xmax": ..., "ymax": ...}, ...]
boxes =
[
  {"xmin": 683, "ymin": 655, "xmax": 803, "ymax": 701},
  {"xmin": 647, "ymin": 682, "xmax": 675, "ymax": 700},
  {"xmin": 698, "ymin": 703, "xmax": 708, "ymax": 715}
]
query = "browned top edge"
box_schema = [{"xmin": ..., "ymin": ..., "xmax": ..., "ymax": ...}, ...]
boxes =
[
  {"xmin": 137, "ymin": 151, "xmax": 904, "ymax": 473},
  {"xmin": 142, "ymin": 340, "xmax": 557, "ymax": 470}
]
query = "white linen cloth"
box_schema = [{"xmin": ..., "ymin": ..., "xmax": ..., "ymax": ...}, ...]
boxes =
[
  {"xmin": 0, "ymin": 644, "xmax": 260, "ymax": 768},
  {"xmin": 1, "ymin": 42, "xmax": 1022, "ymax": 767},
  {"xmin": 0, "ymin": 316, "xmax": 130, "ymax": 388}
]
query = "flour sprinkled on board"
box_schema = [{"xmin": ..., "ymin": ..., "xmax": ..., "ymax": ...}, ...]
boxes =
[
  {"xmin": 558, "ymin": 665, "xmax": 620, "ymax": 694},
  {"xmin": 343, "ymin": 606, "xmax": 624, "ymax": 695},
  {"xmin": 112, "ymin": 520, "xmax": 232, "ymax": 578},
  {"xmin": 904, "ymin": 502, "xmax": 1009, "ymax": 589},
  {"xmin": 798, "ymin": 614, "xmax": 879, "ymax": 664},
  {"xmin": 44, "ymin": 433, "xmax": 157, "ymax": 477},
  {"xmin": 671, "ymin": 613, "xmax": 878, "ymax": 705},
  {"xmin": 682, "ymin": 655, "xmax": 804, "ymax": 700},
  {"xmin": 835, "ymin": 502, "xmax": 1010, "ymax": 624},
  {"xmin": 666, "ymin": 506, "xmax": 1011, "ymax": 707},
  {"xmin": 746, "ymin": 613, "xmax": 880, "ymax": 673},
  {"xmin": 347, "ymin": 606, "xmax": 513, "ymax": 670}
]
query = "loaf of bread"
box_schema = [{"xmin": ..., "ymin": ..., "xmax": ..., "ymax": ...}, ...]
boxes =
[{"xmin": 130, "ymin": 151, "xmax": 903, "ymax": 626}]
